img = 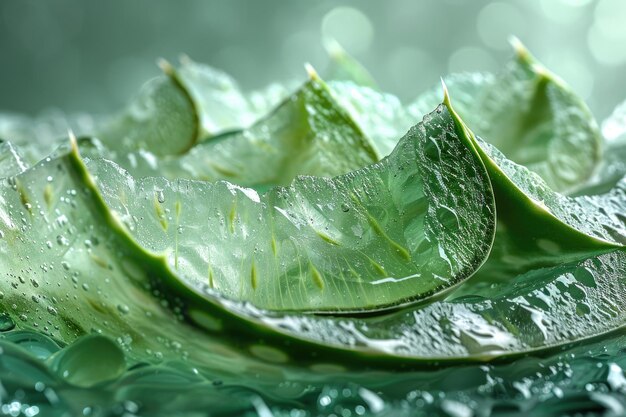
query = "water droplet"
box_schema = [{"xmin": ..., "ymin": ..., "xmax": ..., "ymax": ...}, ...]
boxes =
[
  {"xmin": 47, "ymin": 306, "xmax": 58, "ymax": 316},
  {"xmin": 0, "ymin": 313, "xmax": 15, "ymax": 331},
  {"xmin": 341, "ymin": 203, "xmax": 350, "ymax": 212},
  {"xmin": 117, "ymin": 304, "xmax": 129, "ymax": 314},
  {"xmin": 156, "ymin": 190, "xmax": 165, "ymax": 203}
]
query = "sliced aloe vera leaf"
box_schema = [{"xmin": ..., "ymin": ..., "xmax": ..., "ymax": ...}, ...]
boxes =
[
  {"xmin": 88, "ymin": 99, "xmax": 494, "ymax": 313},
  {"xmin": 0, "ymin": 141, "xmax": 269, "ymax": 370},
  {"xmin": 0, "ymin": 65, "xmax": 200, "ymax": 160},
  {"xmin": 324, "ymin": 39, "xmax": 378, "ymax": 89},
  {"xmin": 96, "ymin": 61, "xmax": 199, "ymax": 156},
  {"xmin": 413, "ymin": 41, "xmax": 601, "ymax": 192},
  {"xmin": 473, "ymin": 40, "xmax": 601, "ymax": 192},
  {"xmin": 198, "ymin": 248, "xmax": 626, "ymax": 362},
  {"xmin": 81, "ymin": 71, "xmax": 380, "ymax": 188}
]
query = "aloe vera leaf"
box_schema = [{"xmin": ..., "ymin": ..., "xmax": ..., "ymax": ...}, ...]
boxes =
[
  {"xmin": 0, "ymin": 140, "xmax": 268, "ymax": 370},
  {"xmin": 0, "ymin": 67, "xmax": 200, "ymax": 160},
  {"xmin": 412, "ymin": 41, "xmax": 601, "ymax": 193},
  {"xmin": 324, "ymin": 38, "xmax": 378, "ymax": 89},
  {"xmin": 96, "ymin": 62, "xmax": 199, "ymax": 156},
  {"xmin": 88, "ymin": 99, "xmax": 494, "ymax": 313},
  {"xmin": 472, "ymin": 41, "xmax": 601, "ymax": 192},
  {"xmin": 81, "ymin": 71, "xmax": 380, "ymax": 188}
]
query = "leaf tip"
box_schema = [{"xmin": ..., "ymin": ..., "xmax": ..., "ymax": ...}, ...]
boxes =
[
  {"xmin": 157, "ymin": 58, "xmax": 175, "ymax": 76},
  {"xmin": 441, "ymin": 78, "xmax": 451, "ymax": 108},
  {"xmin": 509, "ymin": 35, "xmax": 526, "ymax": 55},
  {"xmin": 509, "ymin": 36, "xmax": 552, "ymax": 79},
  {"xmin": 323, "ymin": 37, "xmax": 344, "ymax": 58},
  {"xmin": 305, "ymin": 63, "xmax": 320, "ymax": 81},
  {"xmin": 68, "ymin": 129, "xmax": 78, "ymax": 154},
  {"xmin": 179, "ymin": 53, "xmax": 192, "ymax": 65}
]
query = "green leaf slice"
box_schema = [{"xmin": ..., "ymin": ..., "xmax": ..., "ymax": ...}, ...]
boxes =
[
  {"xmin": 87, "ymin": 101, "xmax": 494, "ymax": 312},
  {"xmin": 96, "ymin": 62, "xmax": 200, "ymax": 156},
  {"xmin": 411, "ymin": 41, "xmax": 602, "ymax": 192},
  {"xmin": 0, "ymin": 143, "xmax": 228, "ymax": 367}
]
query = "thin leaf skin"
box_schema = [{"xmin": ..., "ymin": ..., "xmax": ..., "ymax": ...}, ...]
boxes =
[
  {"xmin": 81, "ymin": 75, "xmax": 380, "ymax": 188},
  {"xmin": 88, "ymin": 103, "xmax": 495, "ymax": 313}
]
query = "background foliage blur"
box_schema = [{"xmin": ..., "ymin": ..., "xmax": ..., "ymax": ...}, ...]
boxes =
[{"xmin": 1, "ymin": 0, "xmax": 624, "ymax": 119}]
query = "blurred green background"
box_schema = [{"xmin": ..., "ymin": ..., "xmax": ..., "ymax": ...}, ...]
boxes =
[{"xmin": 1, "ymin": 0, "xmax": 624, "ymax": 119}]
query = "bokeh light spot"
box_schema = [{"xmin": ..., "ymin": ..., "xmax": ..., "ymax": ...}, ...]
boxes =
[
  {"xmin": 476, "ymin": 2, "xmax": 525, "ymax": 50},
  {"xmin": 321, "ymin": 7, "xmax": 374, "ymax": 55}
]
